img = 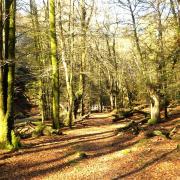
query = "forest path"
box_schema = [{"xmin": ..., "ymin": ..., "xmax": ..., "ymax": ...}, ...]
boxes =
[{"xmin": 0, "ymin": 112, "xmax": 180, "ymax": 180}]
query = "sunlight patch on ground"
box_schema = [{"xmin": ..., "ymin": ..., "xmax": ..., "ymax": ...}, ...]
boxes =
[
  {"xmin": 65, "ymin": 123, "xmax": 127, "ymax": 136},
  {"xmin": 90, "ymin": 113, "xmax": 112, "ymax": 118}
]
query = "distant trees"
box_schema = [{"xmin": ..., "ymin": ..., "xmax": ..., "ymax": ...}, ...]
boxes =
[
  {"xmin": 13, "ymin": 0, "xmax": 180, "ymax": 126},
  {"xmin": 113, "ymin": 0, "xmax": 180, "ymax": 123},
  {"xmin": 74, "ymin": 0, "xmax": 94, "ymax": 118}
]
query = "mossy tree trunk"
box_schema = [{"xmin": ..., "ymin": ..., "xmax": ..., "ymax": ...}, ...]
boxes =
[
  {"xmin": 49, "ymin": 0, "xmax": 60, "ymax": 129},
  {"xmin": 5, "ymin": 0, "xmax": 16, "ymax": 145},
  {"xmin": 0, "ymin": 0, "xmax": 4, "ymax": 119},
  {"xmin": 43, "ymin": 0, "xmax": 52, "ymax": 120},
  {"xmin": 58, "ymin": 0, "xmax": 74, "ymax": 127},
  {"xmin": 0, "ymin": 0, "xmax": 6, "ymax": 146},
  {"xmin": 0, "ymin": 0, "xmax": 16, "ymax": 148},
  {"xmin": 30, "ymin": 0, "xmax": 47, "ymax": 123}
]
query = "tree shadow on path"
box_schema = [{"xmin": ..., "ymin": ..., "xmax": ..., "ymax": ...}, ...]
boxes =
[{"xmin": 112, "ymin": 148, "xmax": 178, "ymax": 180}]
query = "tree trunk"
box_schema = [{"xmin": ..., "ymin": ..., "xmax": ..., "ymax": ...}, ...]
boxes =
[
  {"xmin": 0, "ymin": 0, "xmax": 6, "ymax": 147},
  {"xmin": 148, "ymin": 84, "xmax": 160, "ymax": 124},
  {"xmin": 150, "ymin": 94, "xmax": 160, "ymax": 123},
  {"xmin": 49, "ymin": 0, "xmax": 60, "ymax": 129},
  {"xmin": 61, "ymin": 49, "xmax": 74, "ymax": 127},
  {"xmin": 76, "ymin": 0, "xmax": 94, "ymax": 117},
  {"xmin": 0, "ymin": 0, "xmax": 4, "ymax": 119},
  {"xmin": 58, "ymin": 0, "xmax": 74, "ymax": 127},
  {"xmin": 157, "ymin": 0, "xmax": 167, "ymax": 119},
  {"xmin": 30, "ymin": 0, "xmax": 46, "ymax": 122},
  {"xmin": 99, "ymin": 67, "xmax": 103, "ymax": 112},
  {"xmin": 79, "ymin": 0, "xmax": 86, "ymax": 116},
  {"xmin": 0, "ymin": 0, "xmax": 16, "ymax": 148},
  {"xmin": 6, "ymin": 0, "xmax": 16, "ymax": 144},
  {"xmin": 112, "ymin": 35, "xmax": 118, "ymax": 108}
]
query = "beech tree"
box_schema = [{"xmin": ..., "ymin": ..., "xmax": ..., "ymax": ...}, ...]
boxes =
[
  {"xmin": 49, "ymin": 0, "xmax": 60, "ymax": 129},
  {"xmin": 30, "ymin": 0, "xmax": 46, "ymax": 122},
  {"xmin": 74, "ymin": 0, "xmax": 94, "ymax": 118},
  {"xmin": 114, "ymin": 0, "xmax": 169, "ymax": 123},
  {"xmin": 58, "ymin": 0, "xmax": 75, "ymax": 127},
  {"xmin": 0, "ymin": 0, "xmax": 17, "ymax": 149}
]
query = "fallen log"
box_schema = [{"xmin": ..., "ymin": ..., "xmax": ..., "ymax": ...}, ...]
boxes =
[
  {"xmin": 74, "ymin": 112, "xmax": 91, "ymax": 123},
  {"xmin": 133, "ymin": 109, "xmax": 150, "ymax": 117},
  {"xmin": 145, "ymin": 130, "xmax": 170, "ymax": 139},
  {"xmin": 112, "ymin": 115, "xmax": 124, "ymax": 122},
  {"xmin": 114, "ymin": 120, "xmax": 139, "ymax": 135},
  {"xmin": 112, "ymin": 108, "xmax": 150, "ymax": 122},
  {"xmin": 114, "ymin": 117, "xmax": 149, "ymax": 135}
]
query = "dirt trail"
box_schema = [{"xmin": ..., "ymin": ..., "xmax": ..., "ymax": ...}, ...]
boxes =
[{"xmin": 0, "ymin": 113, "xmax": 180, "ymax": 180}]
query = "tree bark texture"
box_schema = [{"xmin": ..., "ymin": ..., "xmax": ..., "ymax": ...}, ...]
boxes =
[{"xmin": 49, "ymin": 0, "xmax": 60, "ymax": 129}]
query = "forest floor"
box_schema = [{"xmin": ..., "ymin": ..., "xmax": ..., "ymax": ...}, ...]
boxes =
[{"xmin": 0, "ymin": 107, "xmax": 180, "ymax": 180}]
